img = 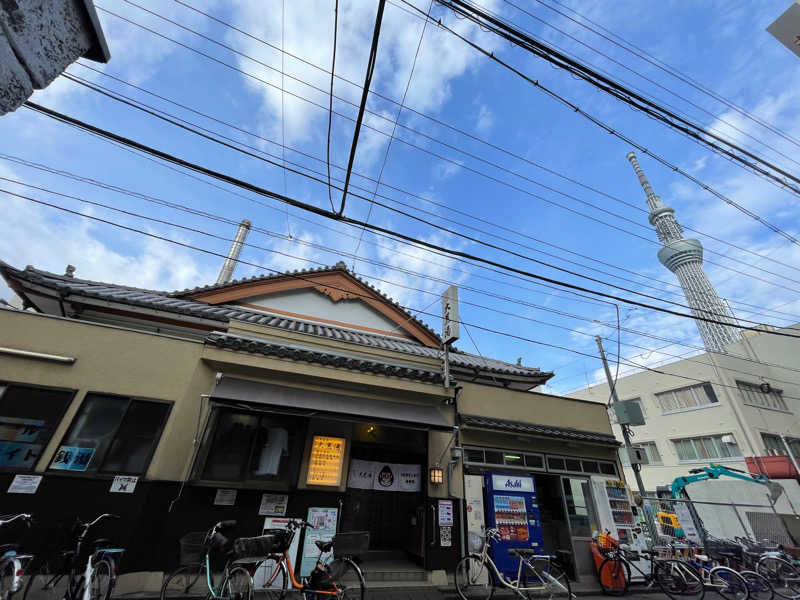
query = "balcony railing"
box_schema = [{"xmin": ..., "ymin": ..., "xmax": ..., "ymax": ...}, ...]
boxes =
[{"xmin": 746, "ymin": 455, "xmax": 799, "ymax": 479}]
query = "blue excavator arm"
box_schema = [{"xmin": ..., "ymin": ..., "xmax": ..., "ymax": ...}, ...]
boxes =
[{"xmin": 671, "ymin": 463, "xmax": 783, "ymax": 502}]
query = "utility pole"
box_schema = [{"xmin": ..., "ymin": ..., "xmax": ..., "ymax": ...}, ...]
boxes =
[{"xmin": 596, "ymin": 336, "xmax": 656, "ymax": 546}]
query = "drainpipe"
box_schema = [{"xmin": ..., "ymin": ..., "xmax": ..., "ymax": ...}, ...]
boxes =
[{"xmin": 781, "ymin": 435, "xmax": 800, "ymax": 479}]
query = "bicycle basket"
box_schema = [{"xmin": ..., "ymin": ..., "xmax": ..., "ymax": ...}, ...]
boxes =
[
  {"xmin": 262, "ymin": 529, "xmax": 293, "ymax": 553},
  {"xmin": 232, "ymin": 535, "xmax": 280, "ymax": 560},
  {"xmin": 179, "ymin": 532, "xmax": 207, "ymax": 566},
  {"xmin": 332, "ymin": 531, "xmax": 370, "ymax": 558}
]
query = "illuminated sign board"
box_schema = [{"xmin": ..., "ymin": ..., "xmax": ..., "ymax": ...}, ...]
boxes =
[{"xmin": 306, "ymin": 436, "xmax": 346, "ymax": 487}]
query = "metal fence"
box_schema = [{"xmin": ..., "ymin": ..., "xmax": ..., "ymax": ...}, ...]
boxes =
[{"xmin": 640, "ymin": 496, "xmax": 796, "ymax": 548}]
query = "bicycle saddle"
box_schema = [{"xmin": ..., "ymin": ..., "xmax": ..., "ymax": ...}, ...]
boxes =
[
  {"xmin": 0, "ymin": 544, "xmax": 19, "ymax": 556},
  {"xmin": 509, "ymin": 548, "xmax": 537, "ymax": 557},
  {"xmin": 92, "ymin": 538, "xmax": 111, "ymax": 548},
  {"xmin": 315, "ymin": 539, "xmax": 334, "ymax": 553}
]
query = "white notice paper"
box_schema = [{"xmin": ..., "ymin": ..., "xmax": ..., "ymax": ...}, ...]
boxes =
[
  {"xmin": 214, "ymin": 489, "xmax": 237, "ymax": 506},
  {"xmin": 258, "ymin": 493, "xmax": 288, "ymax": 516},
  {"xmin": 438, "ymin": 499, "xmax": 454, "ymax": 526},
  {"xmin": 7, "ymin": 474, "xmax": 42, "ymax": 494},
  {"xmin": 110, "ymin": 475, "xmax": 138, "ymax": 493}
]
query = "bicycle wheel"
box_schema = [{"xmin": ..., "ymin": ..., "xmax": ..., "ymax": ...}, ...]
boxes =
[
  {"xmin": 88, "ymin": 558, "xmax": 114, "ymax": 600},
  {"xmin": 598, "ymin": 557, "xmax": 630, "ymax": 596},
  {"xmin": 222, "ymin": 566, "xmax": 252, "ymax": 600},
  {"xmin": 741, "ymin": 570, "xmax": 774, "ymax": 600},
  {"xmin": 757, "ymin": 557, "xmax": 800, "ymax": 600},
  {"xmin": 661, "ymin": 560, "xmax": 705, "ymax": 600},
  {"xmin": 652, "ymin": 559, "xmax": 687, "ymax": 600},
  {"xmin": 252, "ymin": 556, "xmax": 287, "ymax": 600},
  {"xmin": 710, "ymin": 566, "xmax": 750, "ymax": 600},
  {"xmin": 455, "ymin": 555, "xmax": 494, "ymax": 600},
  {"xmin": 161, "ymin": 565, "xmax": 206, "ymax": 600},
  {"xmin": 22, "ymin": 559, "xmax": 70, "ymax": 600},
  {"xmin": 521, "ymin": 559, "xmax": 571, "ymax": 600},
  {"xmin": 328, "ymin": 559, "xmax": 365, "ymax": 600}
]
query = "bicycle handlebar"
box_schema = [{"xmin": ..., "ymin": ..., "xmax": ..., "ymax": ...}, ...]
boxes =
[
  {"xmin": 77, "ymin": 514, "xmax": 120, "ymax": 540},
  {"xmin": 0, "ymin": 513, "xmax": 32, "ymax": 527}
]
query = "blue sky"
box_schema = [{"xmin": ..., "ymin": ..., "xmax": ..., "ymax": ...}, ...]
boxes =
[{"xmin": 2, "ymin": 0, "xmax": 799, "ymax": 395}]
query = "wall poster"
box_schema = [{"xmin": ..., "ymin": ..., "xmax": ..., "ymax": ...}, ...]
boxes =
[{"xmin": 299, "ymin": 507, "xmax": 338, "ymax": 577}]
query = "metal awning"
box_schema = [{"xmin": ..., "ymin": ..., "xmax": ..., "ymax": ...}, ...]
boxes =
[
  {"xmin": 212, "ymin": 377, "xmax": 453, "ymax": 431},
  {"xmin": 460, "ymin": 414, "xmax": 620, "ymax": 446}
]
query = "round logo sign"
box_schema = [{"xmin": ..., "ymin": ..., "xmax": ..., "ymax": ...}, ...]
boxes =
[{"xmin": 378, "ymin": 465, "xmax": 394, "ymax": 487}]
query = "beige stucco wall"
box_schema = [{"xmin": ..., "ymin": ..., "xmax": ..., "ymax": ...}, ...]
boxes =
[
  {"xmin": 459, "ymin": 382, "xmax": 613, "ymax": 436},
  {"xmin": 0, "ymin": 309, "xmax": 215, "ymax": 480}
]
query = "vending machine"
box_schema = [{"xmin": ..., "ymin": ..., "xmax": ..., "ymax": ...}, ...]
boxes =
[
  {"xmin": 484, "ymin": 473, "xmax": 545, "ymax": 578},
  {"xmin": 590, "ymin": 476, "xmax": 648, "ymax": 579}
]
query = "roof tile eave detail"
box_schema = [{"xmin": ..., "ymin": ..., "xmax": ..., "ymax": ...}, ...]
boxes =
[{"xmin": 3, "ymin": 262, "xmax": 552, "ymax": 381}]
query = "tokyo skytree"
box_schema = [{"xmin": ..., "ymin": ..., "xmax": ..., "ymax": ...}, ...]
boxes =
[{"xmin": 626, "ymin": 152, "xmax": 741, "ymax": 353}]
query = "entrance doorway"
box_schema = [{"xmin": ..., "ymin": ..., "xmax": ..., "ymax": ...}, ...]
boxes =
[{"xmin": 339, "ymin": 425, "xmax": 426, "ymax": 563}]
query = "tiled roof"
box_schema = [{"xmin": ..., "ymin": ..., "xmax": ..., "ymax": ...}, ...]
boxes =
[
  {"xmin": 206, "ymin": 332, "xmax": 443, "ymax": 384},
  {"xmin": 0, "ymin": 262, "xmax": 552, "ymax": 383},
  {"xmin": 171, "ymin": 261, "xmax": 441, "ymax": 342},
  {"xmin": 460, "ymin": 414, "xmax": 619, "ymax": 446}
]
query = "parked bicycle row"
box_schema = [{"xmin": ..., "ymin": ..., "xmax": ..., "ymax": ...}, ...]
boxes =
[
  {"xmin": 592, "ymin": 529, "xmax": 800, "ymax": 600},
  {"xmin": 1, "ymin": 513, "xmax": 368, "ymax": 600}
]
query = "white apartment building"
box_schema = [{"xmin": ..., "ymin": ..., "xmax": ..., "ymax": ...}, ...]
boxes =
[{"xmin": 568, "ymin": 324, "xmax": 800, "ymax": 492}]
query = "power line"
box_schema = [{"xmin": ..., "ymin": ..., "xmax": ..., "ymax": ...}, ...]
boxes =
[
  {"xmin": 437, "ymin": 0, "xmax": 800, "ymax": 205},
  {"xmin": 352, "ymin": 0, "xmax": 433, "ymax": 270},
  {"xmin": 537, "ymin": 0, "xmax": 800, "ymax": 152},
  {"xmin": 96, "ymin": 2, "xmax": 800, "ymax": 278},
  {"xmin": 45, "ymin": 80, "xmax": 800, "ymax": 333},
  {"xmin": 500, "ymin": 0, "xmax": 800, "ymax": 171},
  {"xmin": 408, "ymin": 0, "xmax": 800, "ymax": 249},
  {"xmin": 64, "ymin": 67, "xmax": 800, "ymax": 305},
  {"xmin": 338, "ymin": 0, "xmax": 387, "ymax": 215},
  {"xmin": 9, "ymin": 151, "xmax": 800, "ymax": 379},
  {"xmin": 325, "ymin": 0, "xmax": 338, "ymax": 212},
  {"xmin": 8, "ymin": 184, "xmax": 800, "ymax": 402},
  {"xmin": 18, "ymin": 100, "xmax": 800, "ymax": 341}
]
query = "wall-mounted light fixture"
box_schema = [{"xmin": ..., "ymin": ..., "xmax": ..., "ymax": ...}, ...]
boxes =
[{"xmin": 429, "ymin": 465, "xmax": 444, "ymax": 485}]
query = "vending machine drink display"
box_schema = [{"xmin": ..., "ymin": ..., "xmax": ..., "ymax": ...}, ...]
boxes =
[{"xmin": 484, "ymin": 473, "xmax": 545, "ymax": 578}]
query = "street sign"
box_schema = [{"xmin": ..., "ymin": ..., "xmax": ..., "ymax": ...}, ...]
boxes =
[
  {"xmin": 767, "ymin": 2, "xmax": 800, "ymax": 59},
  {"xmin": 441, "ymin": 285, "xmax": 460, "ymax": 344}
]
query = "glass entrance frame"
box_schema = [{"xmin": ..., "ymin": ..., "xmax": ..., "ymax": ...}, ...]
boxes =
[{"xmin": 560, "ymin": 475, "xmax": 600, "ymax": 582}]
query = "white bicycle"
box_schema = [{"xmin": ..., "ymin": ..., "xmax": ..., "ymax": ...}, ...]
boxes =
[
  {"xmin": 0, "ymin": 514, "xmax": 34, "ymax": 600},
  {"xmin": 454, "ymin": 528, "xmax": 573, "ymax": 599}
]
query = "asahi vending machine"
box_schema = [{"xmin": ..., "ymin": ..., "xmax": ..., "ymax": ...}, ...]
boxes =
[{"xmin": 484, "ymin": 473, "xmax": 545, "ymax": 578}]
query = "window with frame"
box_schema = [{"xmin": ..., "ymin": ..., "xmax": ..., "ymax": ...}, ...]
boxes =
[
  {"xmin": 762, "ymin": 433, "xmax": 786, "ymax": 456},
  {"xmin": 737, "ymin": 382, "xmax": 789, "ymax": 412},
  {"xmin": 0, "ymin": 383, "xmax": 74, "ymax": 470},
  {"xmin": 199, "ymin": 409, "xmax": 305, "ymax": 484},
  {"xmin": 656, "ymin": 383, "xmax": 718, "ymax": 413},
  {"xmin": 672, "ymin": 434, "xmax": 742, "ymax": 462},
  {"xmin": 619, "ymin": 442, "xmax": 661, "ymax": 465},
  {"xmin": 50, "ymin": 393, "xmax": 170, "ymax": 475}
]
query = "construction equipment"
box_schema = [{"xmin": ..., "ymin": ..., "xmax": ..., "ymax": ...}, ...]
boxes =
[{"xmin": 670, "ymin": 463, "xmax": 784, "ymax": 503}]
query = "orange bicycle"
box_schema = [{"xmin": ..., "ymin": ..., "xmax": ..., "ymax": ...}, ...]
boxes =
[{"xmin": 254, "ymin": 519, "xmax": 367, "ymax": 600}]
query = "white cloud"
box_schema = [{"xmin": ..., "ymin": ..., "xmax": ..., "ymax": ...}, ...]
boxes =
[
  {"xmin": 0, "ymin": 163, "xmax": 215, "ymax": 299},
  {"xmin": 474, "ymin": 104, "xmax": 494, "ymax": 135}
]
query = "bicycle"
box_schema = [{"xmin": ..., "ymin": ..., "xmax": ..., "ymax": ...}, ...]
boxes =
[
  {"xmin": 0, "ymin": 514, "xmax": 33, "ymax": 600},
  {"xmin": 751, "ymin": 544, "xmax": 800, "ymax": 600},
  {"xmin": 659, "ymin": 547, "xmax": 750, "ymax": 600},
  {"xmin": 250, "ymin": 519, "xmax": 367, "ymax": 600},
  {"xmin": 454, "ymin": 528, "xmax": 572, "ymax": 600},
  {"xmin": 22, "ymin": 514, "xmax": 123, "ymax": 600},
  {"xmin": 161, "ymin": 520, "xmax": 272, "ymax": 600},
  {"xmin": 706, "ymin": 537, "xmax": 775, "ymax": 600},
  {"xmin": 594, "ymin": 535, "xmax": 685, "ymax": 599}
]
